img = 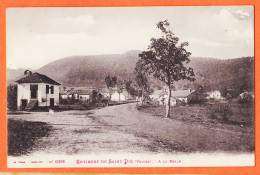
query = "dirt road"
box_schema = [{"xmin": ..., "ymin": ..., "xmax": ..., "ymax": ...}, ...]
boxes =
[{"xmin": 8, "ymin": 103, "xmax": 254, "ymax": 156}]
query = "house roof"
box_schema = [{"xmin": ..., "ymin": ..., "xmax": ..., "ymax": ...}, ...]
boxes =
[
  {"xmin": 152, "ymin": 89, "xmax": 167, "ymax": 96},
  {"xmin": 99, "ymin": 88, "xmax": 119, "ymax": 95},
  {"xmin": 121, "ymin": 91, "xmax": 128, "ymax": 97},
  {"xmin": 60, "ymin": 90, "xmax": 69, "ymax": 95},
  {"xmin": 99, "ymin": 88, "xmax": 111, "ymax": 94},
  {"xmin": 151, "ymin": 89, "xmax": 195, "ymax": 97},
  {"xmin": 16, "ymin": 72, "xmax": 61, "ymax": 85},
  {"xmin": 112, "ymin": 91, "xmax": 127, "ymax": 96},
  {"xmin": 78, "ymin": 90, "xmax": 92, "ymax": 95},
  {"xmin": 171, "ymin": 89, "xmax": 195, "ymax": 97}
]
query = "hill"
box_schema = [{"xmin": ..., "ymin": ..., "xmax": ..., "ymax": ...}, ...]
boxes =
[
  {"xmin": 37, "ymin": 50, "xmax": 140, "ymax": 87},
  {"xmin": 7, "ymin": 68, "xmax": 34, "ymax": 86},
  {"xmin": 7, "ymin": 50, "xmax": 254, "ymax": 94}
]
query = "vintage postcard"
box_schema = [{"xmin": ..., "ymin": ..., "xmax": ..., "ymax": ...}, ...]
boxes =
[{"xmin": 5, "ymin": 5, "xmax": 255, "ymax": 170}]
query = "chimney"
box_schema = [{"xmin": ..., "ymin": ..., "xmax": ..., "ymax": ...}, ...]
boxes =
[{"xmin": 24, "ymin": 70, "xmax": 32, "ymax": 77}]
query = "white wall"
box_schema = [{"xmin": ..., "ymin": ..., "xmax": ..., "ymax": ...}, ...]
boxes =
[
  {"xmin": 17, "ymin": 84, "xmax": 31, "ymax": 109},
  {"xmin": 79, "ymin": 94, "xmax": 90, "ymax": 101},
  {"xmin": 17, "ymin": 83, "xmax": 60, "ymax": 110},
  {"xmin": 38, "ymin": 83, "xmax": 60, "ymax": 107},
  {"xmin": 60, "ymin": 94, "xmax": 68, "ymax": 99},
  {"xmin": 111, "ymin": 92, "xmax": 126, "ymax": 101},
  {"xmin": 207, "ymin": 90, "xmax": 222, "ymax": 99}
]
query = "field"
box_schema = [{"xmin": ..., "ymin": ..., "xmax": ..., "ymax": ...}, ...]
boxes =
[
  {"xmin": 8, "ymin": 102, "xmax": 255, "ymax": 157},
  {"xmin": 138, "ymin": 102, "xmax": 255, "ymax": 140}
]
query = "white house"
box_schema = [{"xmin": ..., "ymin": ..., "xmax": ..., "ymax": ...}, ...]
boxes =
[
  {"xmin": 150, "ymin": 89, "xmax": 196, "ymax": 106},
  {"xmin": 170, "ymin": 89, "xmax": 196, "ymax": 105},
  {"xmin": 60, "ymin": 90, "xmax": 69, "ymax": 99},
  {"xmin": 78, "ymin": 90, "xmax": 92, "ymax": 101},
  {"xmin": 99, "ymin": 88, "xmax": 111, "ymax": 99},
  {"xmin": 111, "ymin": 91, "xmax": 127, "ymax": 101},
  {"xmin": 149, "ymin": 89, "xmax": 167, "ymax": 105},
  {"xmin": 16, "ymin": 72, "xmax": 60, "ymax": 110},
  {"xmin": 207, "ymin": 90, "xmax": 223, "ymax": 99}
]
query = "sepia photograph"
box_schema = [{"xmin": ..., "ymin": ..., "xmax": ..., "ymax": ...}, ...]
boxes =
[{"xmin": 6, "ymin": 6, "xmax": 255, "ymax": 168}]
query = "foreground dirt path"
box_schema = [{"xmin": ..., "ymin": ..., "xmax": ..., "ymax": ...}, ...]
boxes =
[
  {"xmin": 94, "ymin": 103, "xmax": 254, "ymax": 153},
  {"xmin": 8, "ymin": 105, "xmax": 153, "ymax": 156},
  {"xmin": 8, "ymin": 103, "xmax": 254, "ymax": 156}
]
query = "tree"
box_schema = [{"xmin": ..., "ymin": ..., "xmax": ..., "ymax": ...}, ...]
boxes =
[
  {"xmin": 105, "ymin": 75, "xmax": 112, "ymax": 88},
  {"xmin": 124, "ymin": 79, "xmax": 132, "ymax": 100},
  {"xmin": 111, "ymin": 76, "xmax": 117, "ymax": 87},
  {"xmin": 134, "ymin": 69, "xmax": 148, "ymax": 106},
  {"xmin": 137, "ymin": 20, "xmax": 195, "ymax": 117},
  {"xmin": 116, "ymin": 79, "xmax": 124, "ymax": 102},
  {"xmin": 105, "ymin": 75, "xmax": 117, "ymax": 100},
  {"xmin": 7, "ymin": 84, "xmax": 17, "ymax": 110},
  {"xmin": 91, "ymin": 90, "xmax": 98, "ymax": 104}
]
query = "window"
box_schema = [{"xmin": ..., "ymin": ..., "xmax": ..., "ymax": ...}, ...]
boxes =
[
  {"xmin": 51, "ymin": 86, "xmax": 54, "ymax": 94},
  {"xmin": 46, "ymin": 85, "xmax": 49, "ymax": 94},
  {"xmin": 46, "ymin": 85, "xmax": 54, "ymax": 94}
]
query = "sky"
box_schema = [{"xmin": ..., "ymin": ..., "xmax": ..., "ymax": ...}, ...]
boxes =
[{"xmin": 6, "ymin": 6, "xmax": 254, "ymax": 69}]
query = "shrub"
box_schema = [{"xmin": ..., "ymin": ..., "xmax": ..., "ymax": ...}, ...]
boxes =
[
  {"xmin": 238, "ymin": 92, "xmax": 253, "ymax": 104},
  {"xmin": 209, "ymin": 104, "xmax": 233, "ymax": 121},
  {"xmin": 7, "ymin": 84, "xmax": 17, "ymax": 110}
]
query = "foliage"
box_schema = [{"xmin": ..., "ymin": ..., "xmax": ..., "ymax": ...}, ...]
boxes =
[
  {"xmin": 238, "ymin": 92, "xmax": 253, "ymax": 104},
  {"xmin": 7, "ymin": 84, "xmax": 17, "ymax": 110},
  {"xmin": 116, "ymin": 79, "xmax": 124, "ymax": 93},
  {"xmin": 134, "ymin": 71, "xmax": 148, "ymax": 89},
  {"xmin": 220, "ymin": 86, "xmax": 228, "ymax": 97},
  {"xmin": 91, "ymin": 90, "xmax": 98, "ymax": 104},
  {"xmin": 138, "ymin": 20, "xmax": 195, "ymax": 85},
  {"xmin": 124, "ymin": 79, "xmax": 132, "ymax": 95},
  {"xmin": 137, "ymin": 20, "xmax": 195, "ymax": 117},
  {"xmin": 59, "ymin": 98, "xmax": 68, "ymax": 105},
  {"xmin": 105, "ymin": 75, "xmax": 117, "ymax": 89},
  {"xmin": 209, "ymin": 105, "xmax": 233, "ymax": 121},
  {"xmin": 134, "ymin": 68, "xmax": 149, "ymax": 104}
]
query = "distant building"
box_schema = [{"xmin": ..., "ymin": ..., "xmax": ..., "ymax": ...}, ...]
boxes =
[
  {"xmin": 111, "ymin": 91, "xmax": 127, "ymax": 101},
  {"xmin": 238, "ymin": 91, "xmax": 254, "ymax": 103},
  {"xmin": 150, "ymin": 89, "xmax": 196, "ymax": 106},
  {"xmin": 60, "ymin": 90, "xmax": 69, "ymax": 99},
  {"xmin": 171, "ymin": 89, "xmax": 196, "ymax": 106},
  {"xmin": 67, "ymin": 90, "xmax": 80, "ymax": 99},
  {"xmin": 16, "ymin": 72, "xmax": 60, "ymax": 110},
  {"xmin": 207, "ymin": 90, "xmax": 223, "ymax": 99},
  {"xmin": 78, "ymin": 90, "xmax": 92, "ymax": 101},
  {"xmin": 99, "ymin": 88, "xmax": 111, "ymax": 99},
  {"xmin": 149, "ymin": 89, "xmax": 167, "ymax": 105}
]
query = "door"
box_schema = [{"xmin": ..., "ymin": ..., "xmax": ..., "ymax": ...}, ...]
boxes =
[
  {"xmin": 21, "ymin": 99, "xmax": 28, "ymax": 110},
  {"xmin": 50, "ymin": 98, "xmax": 54, "ymax": 107}
]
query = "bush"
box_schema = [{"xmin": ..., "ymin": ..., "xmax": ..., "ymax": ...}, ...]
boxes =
[
  {"xmin": 209, "ymin": 104, "xmax": 233, "ymax": 121},
  {"xmin": 101, "ymin": 98, "xmax": 109, "ymax": 104},
  {"xmin": 7, "ymin": 84, "xmax": 17, "ymax": 110},
  {"xmin": 238, "ymin": 92, "xmax": 253, "ymax": 104}
]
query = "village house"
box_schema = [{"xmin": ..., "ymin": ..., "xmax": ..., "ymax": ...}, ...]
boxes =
[
  {"xmin": 68, "ymin": 90, "xmax": 80, "ymax": 99},
  {"xmin": 171, "ymin": 89, "xmax": 196, "ymax": 106},
  {"xmin": 99, "ymin": 88, "xmax": 111, "ymax": 99},
  {"xmin": 60, "ymin": 90, "xmax": 69, "ymax": 99},
  {"xmin": 16, "ymin": 72, "xmax": 60, "ymax": 110},
  {"xmin": 150, "ymin": 89, "xmax": 197, "ymax": 106},
  {"xmin": 59, "ymin": 90, "xmax": 79, "ymax": 99},
  {"xmin": 206, "ymin": 90, "xmax": 223, "ymax": 100},
  {"xmin": 149, "ymin": 89, "xmax": 167, "ymax": 105},
  {"xmin": 78, "ymin": 90, "xmax": 92, "ymax": 101},
  {"xmin": 111, "ymin": 91, "xmax": 128, "ymax": 102}
]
